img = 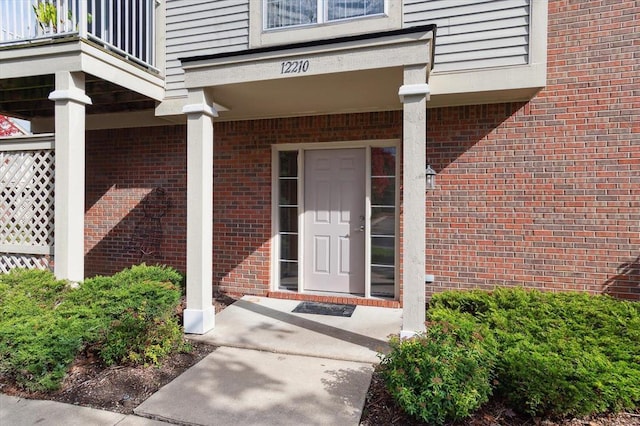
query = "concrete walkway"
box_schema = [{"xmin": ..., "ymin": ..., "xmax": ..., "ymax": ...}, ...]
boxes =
[{"xmin": 1, "ymin": 296, "xmax": 402, "ymax": 426}]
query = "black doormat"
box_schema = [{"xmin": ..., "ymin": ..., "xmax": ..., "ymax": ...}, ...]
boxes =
[{"xmin": 292, "ymin": 301, "xmax": 356, "ymax": 317}]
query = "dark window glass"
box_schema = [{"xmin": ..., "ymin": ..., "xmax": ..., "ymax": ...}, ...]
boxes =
[
  {"xmin": 280, "ymin": 234, "xmax": 298, "ymax": 261},
  {"xmin": 279, "ymin": 207, "xmax": 298, "ymax": 233},
  {"xmin": 371, "ymin": 207, "xmax": 395, "ymax": 236},
  {"xmin": 279, "ymin": 179, "xmax": 297, "ymax": 205},
  {"xmin": 279, "ymin": 261, "xmax": 299, "ymax": 291},
  {"xmin": 371, "ymin": 265, "xmax": 394, "ymax": 298},
  {"xmin": 279, "ymin": 151, "xmax": 298, "ymax": 177},
  {"xmin": 371, "ymin": 236, "xmax": 394, "ymax": 266}
]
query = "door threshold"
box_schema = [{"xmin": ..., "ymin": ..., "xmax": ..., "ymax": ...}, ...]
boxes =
[{"xmin": 268, "ymin": 290, "xmax": 400, "ymax": 308}]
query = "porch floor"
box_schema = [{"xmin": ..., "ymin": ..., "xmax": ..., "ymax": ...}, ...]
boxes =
[
  {"xmin": 134, "ymin": 296, "xmax": 402, "ymax": 425},
  {"xmin": 188, "ymin": 295, "xmax": 402, "ymax": 363}
]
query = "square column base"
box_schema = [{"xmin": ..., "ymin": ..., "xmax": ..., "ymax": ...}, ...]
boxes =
[{"xmin": 184, "ymin": 307, "xmax": 215, "ymax": 334}]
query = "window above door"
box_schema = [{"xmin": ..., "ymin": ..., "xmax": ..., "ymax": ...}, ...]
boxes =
[
  {"xmin": 265, "ymin": 0, "xmax": 385, "ymax": 30},
  {"xmin": 250, "ymin": 0, "xmax": 401, "ymax": 48}
]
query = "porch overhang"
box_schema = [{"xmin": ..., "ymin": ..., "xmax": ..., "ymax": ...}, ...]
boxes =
[
  {"xmin": 174, "ymin": 25, "xmax": 436, "ymax": 121},
  {"xmin": 0, "ymin": 38, "xmax": 164, "ymax": 101}
]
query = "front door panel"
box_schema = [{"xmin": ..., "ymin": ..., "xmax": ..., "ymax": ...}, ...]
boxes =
[{"xmin": 304, "ymin": 149, "xmax": 365, "ymax": 294}]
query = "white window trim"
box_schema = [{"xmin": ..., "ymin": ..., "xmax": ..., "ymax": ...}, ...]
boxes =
[
  {"xmin": 271, "ymin": 139, "xmax": 400, "ymax": 300},
  {"xmin": 251, "ymin": 1, "xmax": 402, "ymax": 48},
  {"xmin": 263, "ymin": 0, "xmax": 387, "ymax": 31}
]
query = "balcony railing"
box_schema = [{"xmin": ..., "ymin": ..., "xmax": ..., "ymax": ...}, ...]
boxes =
[{"xmin": 0, "ymin": 0, "xmax": 157, "ymax": 71}]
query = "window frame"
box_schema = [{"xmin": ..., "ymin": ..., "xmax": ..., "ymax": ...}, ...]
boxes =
[
  {"xmin": 250, "ymin": 0, "xmax": 401, "ymax": 49},
  {"xmin": 263, "ymin": 0, "xmax": 387, "ymax": 31}
]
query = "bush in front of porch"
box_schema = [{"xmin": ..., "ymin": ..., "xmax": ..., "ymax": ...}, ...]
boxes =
[
  {"xmin": 380, "ymin": 288, "xmax": 640, "ymax": 424},
  {"xmin": 0, "ymin": 264, "xmax": 188, "ymax": 391}
]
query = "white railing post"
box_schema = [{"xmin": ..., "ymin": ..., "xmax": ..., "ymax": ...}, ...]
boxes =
[
  {"xmin": 0, "ymin": 0, "xmax": 156, "ymax": 70},
  {"xmin": 78, "ymin": 0, "xmax": 87, "ymax": 38}
]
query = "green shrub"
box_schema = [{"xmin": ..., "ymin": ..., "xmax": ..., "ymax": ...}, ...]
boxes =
[
  {"xmin": 95, "ymin": 281, "xmax": 184, "ymax": 366},
  {"xmin": 380, "ymin": 313, "xmax": 497, "ymax": 425},
  {"xmin": 427, "ymin": 288, "xmax": 640, "ymax": 418},
  {"xmin": 0, "ymin": 264, "xmax": 188, "ymax": 391},
  {"xmin": 428, "ymin": 289, "xmax": 496, "ymax": 316},
  {"xmin": 110, "ymin": 263, "xmax": 184, "ymax": 288},
  {"xmin": 66, "ymin": 264, "xmax": 185, "ymax": 366},
  {"xmin": 0, "ymin": 270, "xmax": 83, "ymax": 391}
]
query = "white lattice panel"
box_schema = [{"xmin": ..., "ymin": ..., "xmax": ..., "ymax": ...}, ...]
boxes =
[
  {"xmin": 1, "ymin": 144, "xmax": 54, "ymax": 271},
  {"xmin": 0, "ymin": 253, "xmax": 50, "ymax": 274}
]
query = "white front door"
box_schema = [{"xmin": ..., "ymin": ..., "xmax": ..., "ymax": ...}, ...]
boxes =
[{"xmin": 303, "ymin": 149, "xmax": 365, "ymax": 294}]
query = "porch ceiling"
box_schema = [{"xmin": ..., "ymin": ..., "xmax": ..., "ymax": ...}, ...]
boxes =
[
  {"xmin": 208, "ymin": 67, "xmax": 404, "ymax": 120},
  {"xmin": 0, "ymin": 75, "xmax": 155, "ymax": 119}
]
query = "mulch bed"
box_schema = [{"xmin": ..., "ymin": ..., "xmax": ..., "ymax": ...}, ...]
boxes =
[{"xmin": 360, "ymin": 367, "xmax": 640, "ymax": 426}]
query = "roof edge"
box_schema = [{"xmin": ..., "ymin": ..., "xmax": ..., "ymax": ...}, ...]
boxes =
[{"xmin": 180, "ymin": 24, "xmax": 437, "ymax": 68}]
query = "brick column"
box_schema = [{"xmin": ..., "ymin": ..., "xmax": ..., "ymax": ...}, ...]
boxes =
[
  {"xmin": 399, "ymin": 65, "xmax": 430, "ymax": 337},
  {"xmin": 49, "ymin": 71, "xmax": 91, "ymax": 282},
  {"xmin": 183, "ymin": 89, "xmax": 217, "ymax": 334}
]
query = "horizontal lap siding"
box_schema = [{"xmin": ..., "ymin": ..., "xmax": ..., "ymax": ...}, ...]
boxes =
[
  {"xmin": 404, "ymin": 0, "xmax": 530, "ymax": 72},
  {"xmin": 165, "ymin": 0, "xmax": 249, "ymax": 98}
]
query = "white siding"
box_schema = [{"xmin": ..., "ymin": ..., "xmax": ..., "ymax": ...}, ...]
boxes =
[
  {"xmin": 404, "ymin": 0, "xmax": 530, "ymax": 72},
  {"xmin": 165, "ymin": 0, "xmax": 249, "ymax": 98}
]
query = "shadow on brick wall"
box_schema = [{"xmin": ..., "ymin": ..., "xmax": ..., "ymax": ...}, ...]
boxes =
[
  {"xmin": 85, "ymin": 187, "xmax": 177, "ymax": 277},
  {"xmin": 426, "ymin": 102, "xmax": 527, "ymax": 172},
  {"xmin": 603, "ymin": 255, "xmax": 640, "ymax": 300}
]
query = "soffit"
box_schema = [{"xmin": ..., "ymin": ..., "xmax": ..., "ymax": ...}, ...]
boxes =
[{"xmin": 0, "ymin": 75, "xmax": 155, "ymax": 119}]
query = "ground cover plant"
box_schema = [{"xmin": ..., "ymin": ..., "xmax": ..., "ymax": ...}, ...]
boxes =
[
  {"xmin": 0, "ymin": 264, "xmax": 188, "ymax": 392},
  {"xmin": 379, "ymin": 288, "xmax": 640, "ymax": 425}
]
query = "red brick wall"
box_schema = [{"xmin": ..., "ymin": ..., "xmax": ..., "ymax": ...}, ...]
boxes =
[
  {"xmin": 84, "ymin": 113, "xmax": 401, "ymax": 296},
  {"xmin": 85, "ymin": 126, "xmax": 187, "ymax": 277},
  {"xmin": 426, "ymin": 0, "xmax": 639, "ymax": 299},
  {"xmin": 213, "ymin": 113, "xmax": 401, "ymax": 296},
  {"xmin": 84, "ymin": 0, "xmax": 638, "ymax": 300}
]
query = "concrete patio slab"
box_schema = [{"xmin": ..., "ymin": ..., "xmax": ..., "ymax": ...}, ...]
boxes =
[
  {"xmin": 134, "ymin": 346, "xmax": 373, "ymax": 426},
  {"xmin": 188, "ymin": 296, "xmax": 402, "ymax": 363}
]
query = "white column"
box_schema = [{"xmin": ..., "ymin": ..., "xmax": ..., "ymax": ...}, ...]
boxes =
[
  {"xmin": 399, "ymin": 65, "xmax": 430, "ymax": 338},
  {"xmin": 182, "ymin": 89, "xmax": 217, "ymax": 334},
  {"xmin": 49, "ymin": 71, "xmax": 91, "ymax": 283}
]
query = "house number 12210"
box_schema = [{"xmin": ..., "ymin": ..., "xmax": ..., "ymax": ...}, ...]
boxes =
[{"xmin": 281, "ymin": 60, "xmax": 310, "ymax": 74}]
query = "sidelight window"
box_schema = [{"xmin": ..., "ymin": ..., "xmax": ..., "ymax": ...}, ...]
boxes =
[
  {"xmin": 370, "ymin": 146, "xmax": 396, "ymax": 298},
  {"xmin": 277, "ymin": 150, "xmax": 299, "ymax": 291}
]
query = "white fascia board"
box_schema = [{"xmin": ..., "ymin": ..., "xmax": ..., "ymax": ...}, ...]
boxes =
[
  {"xmin": 429, "ymin": 63, "xmax": 546, "ymax": 97},
  {"xmin": 184, "ymin": 40, "xmax": 431, "ymax": 89},
  {"xmin": 0, "ymin": 134, "xmax": 54, "ymax": 150},
  {"xmin": 185, "ymin": 31, "xmax": 434, "ymax": 70},
  {"xmin": 79, "ymin": 42, "xmax": 165, "ymax": 101},
  {"xmin": 0, "ymin": 42, "xmax": 83, "ymax": 78},
  {"xmin": 0, "ymin": 40, "xmax": 164, "ymax": 101}
]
